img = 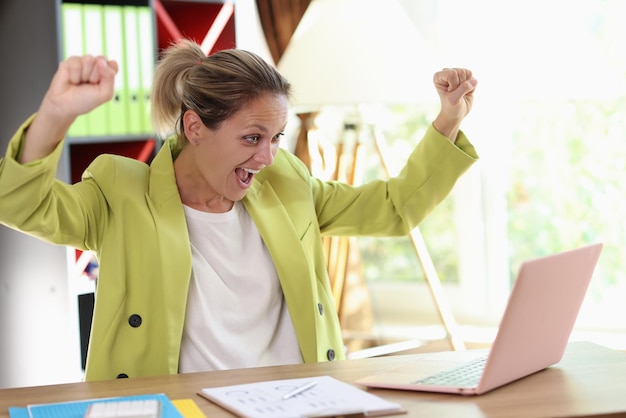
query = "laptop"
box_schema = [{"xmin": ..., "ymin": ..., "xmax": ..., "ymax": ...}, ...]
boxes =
[{"xmin": 356, "ymin": 243, "xmax": 603, "ymax": 396}]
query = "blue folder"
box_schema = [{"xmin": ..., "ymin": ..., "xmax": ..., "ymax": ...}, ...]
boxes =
[{"xmin": 8, "ymin": 393, "xmax": 182, "ymax": 418}]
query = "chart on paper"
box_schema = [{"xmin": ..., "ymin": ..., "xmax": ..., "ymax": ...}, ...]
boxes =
[{"xmin": 199, "ymin": 375, "xmax": 403, "ymax": 418}]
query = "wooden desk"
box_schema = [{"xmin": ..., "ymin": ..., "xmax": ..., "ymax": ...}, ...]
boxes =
[{"xmin": 2, "ymin": 342, "xmax": 626, "ymax": 418}]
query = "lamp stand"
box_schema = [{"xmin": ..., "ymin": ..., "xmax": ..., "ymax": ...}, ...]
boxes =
[{"xmin": 369, "ymin": 123, "xmax": 466, "ymax": 352}]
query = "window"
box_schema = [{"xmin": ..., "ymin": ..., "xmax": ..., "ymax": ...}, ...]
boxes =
[{"xmin": 357, "ymin": 0, "xmax": 626, "ymax": 341}]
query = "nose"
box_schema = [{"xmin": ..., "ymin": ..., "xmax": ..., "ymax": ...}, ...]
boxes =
[{"xmin": 254, "ymin": 141, "xmax": 276, "ymax": 166}]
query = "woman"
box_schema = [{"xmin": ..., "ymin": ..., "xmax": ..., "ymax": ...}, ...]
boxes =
[{"xmin": 0, "ymin": 40, "xmax": 478, "ymax": 381}]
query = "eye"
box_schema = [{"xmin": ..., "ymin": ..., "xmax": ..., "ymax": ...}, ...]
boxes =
[
  {"xmin": 273, "ymin": 132, "xmax": 285, "ymax": 142},
  {"xmin": 243, "ymin": 135, "xmax": 260, "ymax": 144}
]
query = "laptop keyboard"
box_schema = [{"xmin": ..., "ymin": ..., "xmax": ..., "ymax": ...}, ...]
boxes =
[{"xmin": 412, "ymin": 356, "xmax": 487, "ymax": 387}]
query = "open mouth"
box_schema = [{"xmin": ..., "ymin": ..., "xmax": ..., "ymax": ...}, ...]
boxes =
[{"xmin": 235, "ymin": 167, "xmax": 259, "ymax": 185}]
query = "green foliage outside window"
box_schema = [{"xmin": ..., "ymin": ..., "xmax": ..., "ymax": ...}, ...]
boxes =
[
  {"xmin": 359, "ymin": 96, "xmax": 626, "ymax": 295},
  {"xmin": 508, "ymin": 98, "xmax": 626, "ymax": 288}
]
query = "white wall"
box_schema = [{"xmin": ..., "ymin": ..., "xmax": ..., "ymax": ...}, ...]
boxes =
[
  {"xmin": 0, "ymin": 0, "xmax": 82, "ymax": 389},
  {"xmin": 233, "ymin": 0, "xmax": 273, "ymax": 65}
]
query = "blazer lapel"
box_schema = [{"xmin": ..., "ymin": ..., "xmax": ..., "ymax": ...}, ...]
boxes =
[
  {"xmin": 147, "ymin": 140, "xmax": 192, "ymax": 373},
  {"xmin": 243, "ymin": 179, "xmax": 316, "ymax": 341}
]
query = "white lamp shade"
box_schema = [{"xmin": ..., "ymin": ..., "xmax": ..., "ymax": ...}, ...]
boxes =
[{"xmin": 277, "ymin": 0, "xmax": 435, "ymax": 111}]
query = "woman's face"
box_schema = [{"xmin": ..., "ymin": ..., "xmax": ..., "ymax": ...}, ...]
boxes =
[{"xmin": 182, "ymin": 93, "xmax": 289, "ymax": 211}]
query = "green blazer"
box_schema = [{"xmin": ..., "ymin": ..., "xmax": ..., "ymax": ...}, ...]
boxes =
[{"xmin": 0, "ymin": 115, "xmax": 478, "ymax": 381}]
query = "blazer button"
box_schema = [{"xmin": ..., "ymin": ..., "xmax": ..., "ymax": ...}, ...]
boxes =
[
  {"xmin": 326, "ymin": 349, "xmax": 335, "ymax": 361},
  {"xmin": 128, "ymin": 314, "xmax": 142, "ymax": 328},
  {"xmin": 117, "ymin": 373, "xmax": 129, "ymax": 379},
  {"xmin": 317, "ymin": 303, "xmax": 324, "ymax": 315}
]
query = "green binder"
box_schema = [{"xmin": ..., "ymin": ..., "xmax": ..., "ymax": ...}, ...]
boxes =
[
  {"xmin": 137, "ymin": 6, "xmax": 156, "ymax": 135},
  {"xmin": 61, "ymin": 3, "xmax": 88, "ymax": 137},
  {"xmin": 123, "ymin": 5, "xmax": 143, "ymax": 135},
  {"xmin": 103, "ymin": 5, "xmax": 129, "ymax": 136},
  {"xmin": 82, "ymin": 3, "xmax": 109, "ymax": 136}
]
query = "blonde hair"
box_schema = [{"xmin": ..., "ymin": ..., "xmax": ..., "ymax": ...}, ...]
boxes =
[{"xmin": 151, "ymin": 39, "xmax": 291, "ymax": 142}]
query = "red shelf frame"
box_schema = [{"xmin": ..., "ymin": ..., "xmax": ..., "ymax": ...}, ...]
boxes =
[
  {"xmin": 154, "ymin": 0, "xmax": 236, "ymax": 56},
  {"xmin": 69, "ymin": 139, "xmax": 156, "ymax": 184}
]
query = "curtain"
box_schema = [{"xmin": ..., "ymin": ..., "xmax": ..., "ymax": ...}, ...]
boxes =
[{"xmin": 255, "ymin": 0, "xmax": 311, "ymax": 65}]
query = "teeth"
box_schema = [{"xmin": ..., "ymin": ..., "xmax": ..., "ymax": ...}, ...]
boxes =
[{"xmin": 243, "ymin": 168, "xmax": 260, "ymax": 174}]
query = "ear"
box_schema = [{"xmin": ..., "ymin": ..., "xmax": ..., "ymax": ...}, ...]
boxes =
[{"xmin": 182, "ymin": 110, "xmax": 202, "ymax": 145}]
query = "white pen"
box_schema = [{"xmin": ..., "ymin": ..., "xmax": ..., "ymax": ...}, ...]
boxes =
[{"xmin": 282, "ymin": 380, "xmax": 318, "ymax": 400}]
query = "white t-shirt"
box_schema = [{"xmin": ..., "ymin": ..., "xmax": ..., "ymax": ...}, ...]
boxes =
[{"xmin": 178, "ymin": 201, "xmax": 303, "ymax": 373}]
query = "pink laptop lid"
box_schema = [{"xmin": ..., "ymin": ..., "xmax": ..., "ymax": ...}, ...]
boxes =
[
  {"xmin": 477, "ymin": 242, "xmax": 603, "ymax": 394},
  {"xmin": 356, "ymin": 243, "xmax": 603, "ymax": 395}
]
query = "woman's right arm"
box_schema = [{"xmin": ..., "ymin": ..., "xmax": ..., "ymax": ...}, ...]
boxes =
[{"xmin": 20, "ymin": 55, "xmax": 118, "ymax": 163}]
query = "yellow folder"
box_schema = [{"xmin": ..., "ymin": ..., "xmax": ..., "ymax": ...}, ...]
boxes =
[
  {"xmin": 82, "ymin": 3, "xmax": 109, "ymax": 136},
  {"xmin": 123, "ymin": 5, "xmax": 143, "ymax": 135},
  {"xmin": 137, "ymin": 6, "xmax": 156, "ymax": 135},
  {"xmin": 103, "ymin": 5, "xmax": 129, "ymax": 136},
  {"xmin": 172, "ymin": 399, "xmax": 207, "ymax": 418},
  {"xmin": 61, "ymin": 3, "xmax": 88, "ymax": 137}
]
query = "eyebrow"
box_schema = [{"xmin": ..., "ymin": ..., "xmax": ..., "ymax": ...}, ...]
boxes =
[
  {"xmin": 246, "ymin": 123, "xmax": 288, "ymax": 133},
  {"xmin": 247, "ymin": 124, "xmax": 268, "ymax": 133}
]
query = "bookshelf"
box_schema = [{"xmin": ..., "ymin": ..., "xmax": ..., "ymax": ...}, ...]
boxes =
[{"xmin": 0, "ymin": 0, "xmax": 236, "ymax": 387}]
